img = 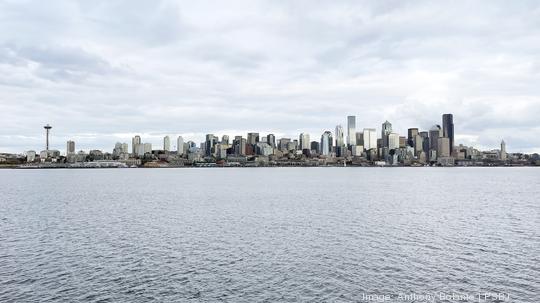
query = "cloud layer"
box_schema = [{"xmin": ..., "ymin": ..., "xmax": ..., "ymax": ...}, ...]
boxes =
[{"xmin": 1, "ymin": 1, "xmax": 539, "ymax": 153}]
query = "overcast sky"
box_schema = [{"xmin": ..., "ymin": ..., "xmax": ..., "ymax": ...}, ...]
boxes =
[{"xmin": 1, "ymin": 1, "xmax": 539, "ymax": 153}]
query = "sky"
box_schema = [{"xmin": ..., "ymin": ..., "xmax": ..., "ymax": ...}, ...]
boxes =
[{"xmin": 1, "ymin": 0, "xmax": 539, "ymax": 154}]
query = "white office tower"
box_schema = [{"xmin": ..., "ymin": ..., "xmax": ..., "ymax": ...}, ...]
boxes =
[
  {"xmin": 335, "ymin": 125, "xmax": 344, "ymax": 147},
  {"xmin": 320, "ymin": 131, "xmax": 332, "ymax": 156},
  {"xmin": 363, "ymin": 128, "xmax": 377, "ymax": 150},
  {"xmin": 299, "ymin": 133, "xmax": 310, "ymax": 150},
  {"xmin": 347, "ymin": 116, "xmax": 356, "ymax": 146},
  {"xmin": 177, "ymin": 136, "xmax": 184, "ymax": 155},
  {"xmin": 163, "ymin": 136, "xmax": 170, "ymax": 152},
  {"xmin": 136, "ymin": 144, "xmax": 145, "ymax": 157},
  {"xmin": 388, "ymin": 133, "xmax": 400, "ymax": 150},
  {"xmin": 132, "ymin": 135, "xmax": 141, "ymax": 154}
]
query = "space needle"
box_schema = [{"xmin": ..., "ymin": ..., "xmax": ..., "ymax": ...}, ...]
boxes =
[{"xmin": 44, "ymin": 124, "xmax": 52, "ymax": 150}]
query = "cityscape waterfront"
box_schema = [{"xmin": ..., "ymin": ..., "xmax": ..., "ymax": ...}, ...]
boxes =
[{"xmin": 2, "ymin": 113, "xmax": 539, "ymax": 168}]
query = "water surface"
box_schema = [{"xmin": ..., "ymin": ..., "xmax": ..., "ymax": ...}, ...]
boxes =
[{"xmin": 1, "ymin": 168, "xmax": 539, "ymax": 302}]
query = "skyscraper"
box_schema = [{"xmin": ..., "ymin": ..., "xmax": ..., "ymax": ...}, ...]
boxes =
[
  {"xmin": 388, "ymin": 133, "xmax": 400, "ymax": 150},
  {"xmin": 320, "ymin": 131, "xmax": 332, "ymax": 156},
  {"xmin": 310, "ymin": 141, "xmax": 319, "ymax": 153},
  {"xmin": 163, "ymin": 136, "xmax": 170, "ymax": 152},
  {"xmin": 347, "ymin": 116, "xmax": 356, "ymax": 146},
  {"xmin": 205, "ymin": 134, "xmax": 215, "ymax": 157},
  {"xmin": 429, "ymin": 125, "xmax": 442, "ymax": 153},
  {"xmin": 233, "ymin": 136, "xmax": 246, "ymax": 155},
  {"xmin": 299, "ymin": 133, "xmax": 310, "ymax": 150},
  {"xmin": 335, "ymin": 125, "xmax": 345, "ymax": 157},
  {"xmin": 437, "ymin": 137, "xmax": 450, "ymax": 158},
  {"xmin": 382, "ymin": 121, "xmax": 392, "ymax": 148},
  {"xmin": 442, "ymin": 114, "xmax": 454, "ymax": 154},
  {"xmin": 132, "ymin": 135, "xmax": 141, "ymax": 155},
  {"xmin": 355, "ymin": 132, "xmax": 364, "ymax": 146},
  {"xmin": 177, "ymin": 136, "xmax": 184, "ymax": 155},
  {"xmin": 267, "ymin": 134, "xmax": 276, "ymax": 148},
  {"xmin": 247, "ymin": 133, "xmax": 259, "ymax": 145},
  {"xmin": 66, "ymin": 140, "xmax": 75, "ymax": 154},
  {"xmin": 500, "ymin": 140, "xmax": 507, "ymax": 161},
  {"xmin": 363, "ymin": 128, "xmax": 377, "ymax": 150},
  {"xmin": 414, "ymin": 134, "xmax": 423, "ymax": 156},
  {"xmin": 221, "ymin": 135, "xmax": 229, "ymax": 145},
  {"xmin": 144, "ymin": 143, "xmax": 152, "ymax": 154},
  {"xmin": 420, "ymin": 131, "xmax": 430, "ymax": 154},
  {"xmin": 407, "ymin": 128, "xmax": 419, "ymax": 147}
]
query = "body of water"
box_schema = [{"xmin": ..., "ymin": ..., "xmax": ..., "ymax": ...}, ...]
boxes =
[{"xmin": 1, "ymin": 168, "xmax": 539, "ymax": 302}]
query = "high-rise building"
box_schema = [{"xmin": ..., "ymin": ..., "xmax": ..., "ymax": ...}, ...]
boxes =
[
  {"xmin": 121, "ymin": 143, "xmax": 128, "ymax": 153},
  {"xmin": 132, "ymin": 135, "xmax": 141, "ymax": 154},
  {"xmin": 335, "ymin": 125, "xmax": 345, "ymax": 156},
  {"xmin": 399, "ymin": 136, "xmax": 407, "ymax": 148},
  {"xmin": 420, "ymin": 131, "xmax": 429, "ymax": 154},
  {"xmin": 233, "ymin": 136, "xmax": 247, "ymax": 155},
  {"xmin": 267, "ymin": 134, "xmax": 276, "ymax": 148},
  {"xmin": 356, "ymin": 132, "xmax": 364, "ymax": 146},
  {"xmin": 388, "ymin": 133, "xmax": 400, "ymax": 150},
  {"xmin": 437, "ymin": 137, "xmax": 450, "ymax": 158},
  {"xmin": 335, "ymin": 125, "xmax": 344, "ymax": 147},
  {"xmin": 363, "ymin": 128, "xmax": 377, "ymax": 150},
  {"xmin": 429, "ymin": 125, "xmax": 442, "ymax": 152},
  {"xmin": 310, "ymin": 141, "xmax": 319, "ymax": 153},
  {"xmin": 113, "ymin": 142, "xmax": 123, "ymax": 156},
  {"xmin": 320, "ymin": 131, "xmax": 333, "ymax": 156},
  {"xmin": 278, "ymin": 138, "xmax": 291, "ymax": 151},
  {"xmin": 66, "ymin": 140, "xmax": 75, "ymax": 154},
  {"xmin": 205, "ymin": 134, "xmax": 216, "ymax": 157},
  {"xmin": 143, "ymin": 143, "xmax": 152, "ymax": 154},
  {"xmin": 442, "ymin": 114, "xmax": 455, "ymax": 154},
  {"xmin": 414, "ymin": 134, "xmax": 423, "ymax": 155},
  {"xmin": 500, "ymin": 140, "xmax": 507, "ymax": 161},
  {"xmin": 347, "ymin": 116, "xmax": 356, "ymax": 146},
  {"xmin": 382, "ymin": 121, "xmax": 392, "ymax": 147},
  {"xmin": 177, "ymin": 136, "xmax": 184, "ymax": 155},
  {"xmin": 163, "ymin": 136, "xmax": 170, "ymax": 152},
  {"xmin": 299, "ymin": 133, "xmax": 310, "ymax": 150},
  {"xmin": 247, "ymin": 133, "xmax": 259, "ymax": 145},
  {"xmin": 407, "ymin": 128, "xmax": 419, "ymax": 147},
  {"xmin": 221, "ymin": 135, "xmax": 229, "ymax": 146}
]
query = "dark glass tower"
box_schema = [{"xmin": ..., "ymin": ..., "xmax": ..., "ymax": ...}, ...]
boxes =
[
  {"xmin": 407, "ymin": 128, "xmax": 419, "ymax": 147},
  {"xmin": 442, "ymin": 114, "xmax": 454, "ymax": 154}
]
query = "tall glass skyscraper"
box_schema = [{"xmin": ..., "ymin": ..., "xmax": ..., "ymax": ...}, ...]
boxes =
[
  {"xmin": 347, "ymin": 116, "xmax": 356, "ymax": 146},
  {"xmin": 442, "ymin": 114, "xmax": 454, "ymax": 154},
  {"xmin": 320, "ymin": 131, "xmax": 333, "ymax": 156},
  {"xmin": 381, "ymin": 121, "xmax": 392, "ymax": 147}
]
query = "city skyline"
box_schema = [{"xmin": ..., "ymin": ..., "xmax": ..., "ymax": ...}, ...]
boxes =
[
  {"xmin": 5, "ymin": 112, "xmax": 531, "ymax": 168},
  {"xmin": 1, "ymin": 2, "xmax": 540, "ymax": 154},
  {"xmin": 3, "ymin": 114, "xmax": 515, "ymax": 155}
]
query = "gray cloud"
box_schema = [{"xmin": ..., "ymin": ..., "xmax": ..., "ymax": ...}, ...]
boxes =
[{"xmin": 0, "ymin": 0, "xmax": 539, "ymax": 154}]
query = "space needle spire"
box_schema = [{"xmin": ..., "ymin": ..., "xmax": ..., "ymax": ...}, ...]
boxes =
[{"xmin": 44, "ymin": 124, "xmax": 52, "ymax": 151}]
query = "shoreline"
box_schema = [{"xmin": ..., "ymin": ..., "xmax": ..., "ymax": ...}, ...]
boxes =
[{"xmin": 2, "ymin": 165, "xmax": 538, "ymax": 169}]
